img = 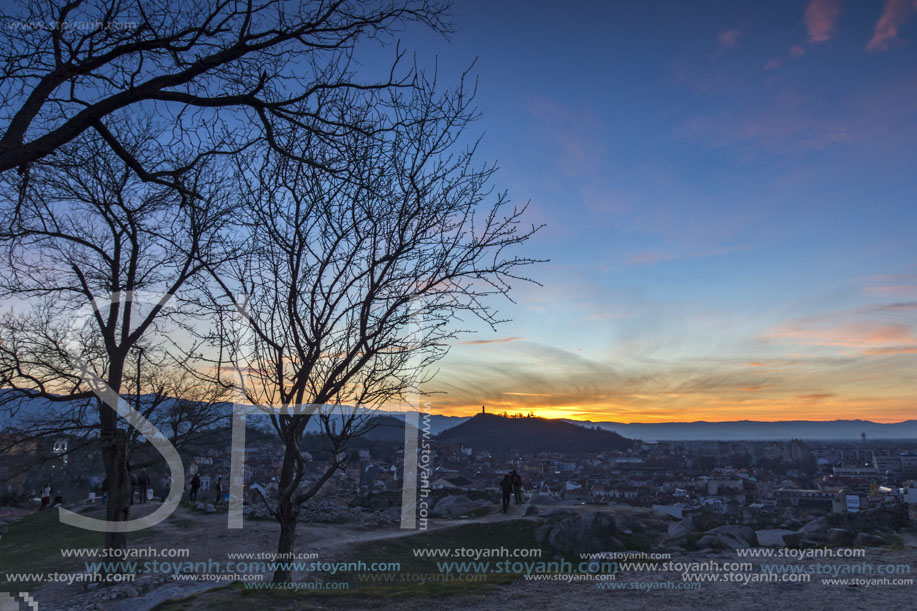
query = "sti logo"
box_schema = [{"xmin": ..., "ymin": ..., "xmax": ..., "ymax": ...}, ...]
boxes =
[{"xmin": 0, "ymin": 592, "xmax": 37, "ymax": 611}]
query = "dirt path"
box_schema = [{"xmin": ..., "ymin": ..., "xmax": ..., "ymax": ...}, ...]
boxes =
[{"xmin": 27, "ymin": 501, "xmax": 524, "ymax": 610}]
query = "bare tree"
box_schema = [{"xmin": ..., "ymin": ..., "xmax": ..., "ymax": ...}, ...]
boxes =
[
  {"xmin": 0, "ymin": 0, "xmax": 450, "ymax": 189},
  {"xmin": 205, "ymin": 75, "xmax": 541, "ymax": 583},
  {"xmin": 0, "ymin": 130, "xmax": 230, "ymax": 552},
  {"xmin": 0, "ymin": 325, "xmax": 230, "ymax": 498}
]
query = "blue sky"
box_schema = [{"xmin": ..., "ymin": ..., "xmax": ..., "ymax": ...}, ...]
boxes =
[{"xmin": 386, "ymin": 0, "xmax": 917, "ymax": 422}]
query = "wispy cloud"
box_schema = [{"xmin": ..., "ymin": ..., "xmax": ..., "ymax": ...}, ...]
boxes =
[
  {"xmin": 766, "ymin": 321, "xmax": 917, "ymax": 355},
  {"xmin": 806, "ymin": 0, "xmax": 842, "ymax": 43},
  {"xmin": 627, "ymin": 244, "xmax": 751, "ymax": 266},
  {"xmin": 717, "ymin": 29, "xmax": 740, "ymax": 49},
  {"xmin": 525, "ymin": 95, "xmax": 605, "ymax": 178},
  {"xmin": 867, "ymin": 0, "xmax": 916, "ymax": 52},
  {"xmin": 460, "ymin": 336, "xmax": 524, "ymax": 345}
]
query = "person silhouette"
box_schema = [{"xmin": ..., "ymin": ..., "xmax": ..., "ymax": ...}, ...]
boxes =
[{"xmin": 500, "ymin": 473, "xmax": 513, "ymax": 513}]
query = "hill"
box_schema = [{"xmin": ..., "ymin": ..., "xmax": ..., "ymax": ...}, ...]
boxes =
[{"xmin": 436, "ymin": 413, "xmax": 633, "ymax": 454}]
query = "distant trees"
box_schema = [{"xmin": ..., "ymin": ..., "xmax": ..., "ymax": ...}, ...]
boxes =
[{"xmin": 0, "ymin": 130, "xmax": 231, "ymax": 551}]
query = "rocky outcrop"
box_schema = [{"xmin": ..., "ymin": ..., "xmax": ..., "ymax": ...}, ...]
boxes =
[
  {"xmin": 430, "ymin": 495, "xmax": 492, "ymax": 518},
  {"xmin": 534, "ymin": 510, "xmax": 624, "ymax": 555},
  {"xmin": 707, "ymin": 525, "xmax": 758, "ymax": 546},
  {"xmin": 756, "ymin": 529, "xmax": 795, "ymax": 547},
  {"xmin": 826, "ymin": 528, "xmax": 854, "ymax": 546},
  {"xmin": 797, "ymin": 517, "xmax": 828, "ymax": 541},
  {"xmin": 667, "ymin": 518, "xmax": 696, "ymax": 539},
  {"xmin": 854, "ymin": 532, "xmax": 888, "ymax": 546}
]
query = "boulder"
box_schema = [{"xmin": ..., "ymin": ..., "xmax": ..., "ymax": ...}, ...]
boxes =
[
  {"xmin": 756, "ymin": 529, "xmax": 795, "ymax": 547},
  {"xmin": 204, "ymin": 503, "xmax": 215, "ymax": 513},
  {"xmin": 524, "ymin": 505, "xmax": 539, "ymax": 517},
  {"xmin": 430, "ymin": 495, "xmax": 491, "ymax": 518},
  {"xmin": 826, "ymin": 528, "xmax": 854, "ymax": 546},
  {"xmin": 798, "ymin": 517, "xmax": 827, "ymax": 539},
  {"xmin": 854, "ymin": 532, "xmax": 887, "ymax": 547},
  {"xmin": 667, "ymin": 518, "xmax": 696, "ymax": 539},
  {"xmin": 535, "ymin": 511, "xmax": 622, "ymax": 555},
  {"xmin": 696, "ymin": 533, "xmax": 749, "ymax": 550},
  {"xmin": 707, "ymin": 525, "xmax": 758, "ymax": 546},
  {"xmin": 782, "ymin": 532, "xmax": 803, "ymax": 548}
]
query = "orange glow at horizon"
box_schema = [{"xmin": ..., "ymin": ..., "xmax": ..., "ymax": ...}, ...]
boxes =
[{"xmin": 415, "ymin": 396, "xmax": 916, "ymax": 424}]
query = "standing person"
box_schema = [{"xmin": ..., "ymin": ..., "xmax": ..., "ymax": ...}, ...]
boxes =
[
  {"xmin": 500, "ymin": 473, "xmax": 514, "ymax": 513},
  {"xmin": 189, "ymin": 473, "xmax": 201, "ymax": 502},
  {"xmin": 137, "ymin": 470, "xmax": 150, "ymax": 504},
  {"xmin": 39, "ymin": 483, "xmax": 51, "ymax": 510},
  {"xmin": 159, "ymin": 474, "xmax": 171, "ymax": 502},
  {"xmin": 101, "ymin": 477, "xmax": 109, "ymax": 504},
  {"xmin": 214, "ymin": 476, "xmax": 223, "ymax": 502},
  {"xmin": 511, "ymin": 470, "xmax": 523, "ymax": 505}
]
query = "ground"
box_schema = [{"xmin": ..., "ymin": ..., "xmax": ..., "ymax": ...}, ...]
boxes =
[{"xmin": 0, "ymin": 502, "xmax": 914, "ymax": 611}]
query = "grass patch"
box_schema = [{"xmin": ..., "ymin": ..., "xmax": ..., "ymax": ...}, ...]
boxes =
[
  {"xmin": 0, "ymin": 507, "xmax": 156, "ymax": 588},
  {"xmin": 155, "ymin": 519, "xmax": 555, "ymax": 608}
]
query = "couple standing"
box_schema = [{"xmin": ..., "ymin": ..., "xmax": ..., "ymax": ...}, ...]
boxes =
[{"xmin": 500, "ymin": 470, "xmax": 523, "ymax": 512}]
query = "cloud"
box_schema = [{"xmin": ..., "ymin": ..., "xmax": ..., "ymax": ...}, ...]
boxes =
[
  {"xmin": 867, "ymin": 0, "xmax": 916, "ymax": 52},
  {"xmin": 766, "ymin": 321, "xmax": 917, "ymax": 355},
  {"xmin": 740, "ymin": 385, "xmax": 778, "ymax": 392},
  {"xmin": 525, "ymin": 95, "xmax": 605, "ymax": 178},
  {"xmin": 863, "ymin": 285, "xmax": 917, "ymax": 298},
  {"xmin": 680, "ymin": 98, "xmax": 851, "ymax": 155},
  {"xmin": 796, "ymin": 393, "xmax": 835, "ymax": 401},
  {"xmin": 863, "ymin": 346, "xmax": 917, "ymax": 355},
  {"xmin": 806, "ymin": 0, "xmax": 842, "ymax": 43},
  {"xmin": 718, "ymin": 29, "xmax": 740, "ymax": 49},
  {"xmin": 460, "ymin": 336, "xmax": 523, "ymax": 345}
]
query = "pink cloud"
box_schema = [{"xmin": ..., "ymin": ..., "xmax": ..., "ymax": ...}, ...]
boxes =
[
  {"xmin": 764, "ymin": 59, "xmax": 782, "ymax": 70},
  {"xmin": 867, "ymin": 0, "xmax": 916, "ymax": 52},
  {"xmin": 790, "ymin": 44, "xmax": 807, "ymax": 57},
  {"xmin": 718, "ymin": 29, "xmax": 740, "ymax": 48},
  {"xmin": 864, "ymin": 284, "xmax": 917, "ymax": 297},
  {"xmin": 766, "ymin": 322, "xmax": 917, "ymax": 355},
  {"xmin": 806, "ymin": 0, "xmax": 842, "ymax": 43}
]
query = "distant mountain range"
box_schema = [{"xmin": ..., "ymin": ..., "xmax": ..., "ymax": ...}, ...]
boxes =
[
  {"xmin": 568, "ymin": 419, "xmax": 917, "ymax": 441},
  {"xmin": 4, "ymin": 390, "xmax": 915, "ymax": 442},
  {"xmin": 437, "ymin": 413, "xmax": 633, "ymax": 454}
]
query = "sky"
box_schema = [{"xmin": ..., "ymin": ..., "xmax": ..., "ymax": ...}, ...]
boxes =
[{"xmin": 390, "ymin": 0, "xmax": 917, "ymax": 423}]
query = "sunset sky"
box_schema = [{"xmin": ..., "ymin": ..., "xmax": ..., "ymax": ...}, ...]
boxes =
[{"xmin": 401, "ymin": 0, "xmax": 917, "ymax": 422}]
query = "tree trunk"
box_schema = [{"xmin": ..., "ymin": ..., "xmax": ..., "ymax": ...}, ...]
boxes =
[
  {"xmin": 272, "ymin": 446, "xmax": 300, "ymax": 583},
  {"xmin": 272, "ymin": 496, "xmax": 298, "ymax": 583},
  {"xmin": 100, "ymin": 428, "xmax": 130, "ymax": 552},
  {"xmin": 100, "ymin": 358, "xmax": 130, "ymax": 554}
]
